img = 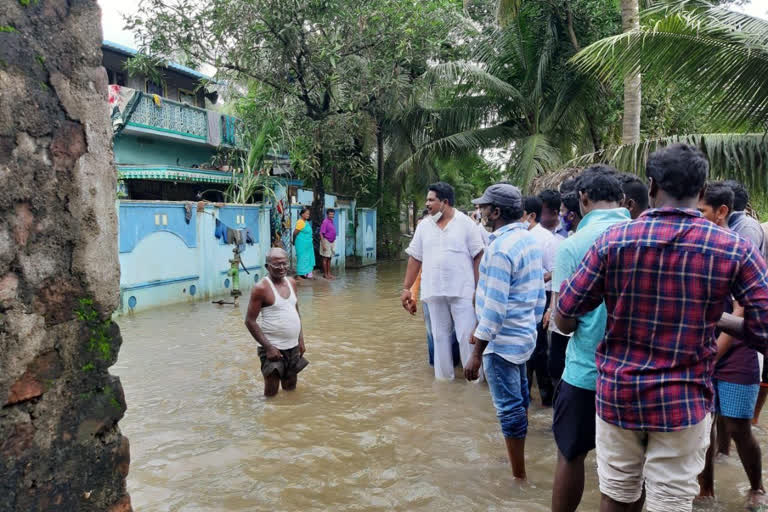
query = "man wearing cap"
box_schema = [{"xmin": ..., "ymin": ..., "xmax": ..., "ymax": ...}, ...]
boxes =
[
  {"xmin": 401, "ymin": 182, "xmax": 486, "ymax": 380},
  {"xmin": 464, "ymin": 183, "xmax": 546, "ymax": 481}
]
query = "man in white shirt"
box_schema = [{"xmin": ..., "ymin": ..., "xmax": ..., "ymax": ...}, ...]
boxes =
[
  {"xmin": 401, "ymin": 182, "xmax": 486, "ymax": 380},
  {"xmin": 523, "ymin": 195, "xmax": 556, "ymax": 406}
]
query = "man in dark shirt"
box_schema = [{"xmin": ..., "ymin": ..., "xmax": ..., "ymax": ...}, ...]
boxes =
[
  {"xmin": 556, "ymin": 144, "xmax": 768, "ymax": 512},
  {"xmin": 696, "ymin": 182, "xmax": 767, "ymax": 509},
  {"xmin": 724, "ymin": 179, "xmax": 768, "ymax": 427}
]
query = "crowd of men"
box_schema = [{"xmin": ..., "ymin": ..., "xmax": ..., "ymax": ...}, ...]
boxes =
[{"xmin": 400, "ymin": 143, "xmax": 768, "ymax": 512}]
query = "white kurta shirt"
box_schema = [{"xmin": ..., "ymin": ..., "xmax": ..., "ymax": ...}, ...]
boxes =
[
  {"xmin": 406, "ymin": 211, "xmax": 485, "ymax": 302},
  {"xmin": 528, "ymin": 223, "xmax": 557, "ymax": 291}
]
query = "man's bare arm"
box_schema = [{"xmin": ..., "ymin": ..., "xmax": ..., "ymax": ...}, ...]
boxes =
[
  {"xmin": 554, "ymin": 306, "xmax": 578, "ymax": 335},
  {"xmin": 290, "ymin": 278, "xmax": 306, "ymax": 356},
  {"xmin": 401, "ymin": 256, "xmax": 422, "ymax": 312},
  {"xmin": 717, "ymin": 312, "xmax": 745, "ymax": 340},
  {"xmin": 473, "ymin": 250, "xmax": 483, "ymax": 285}
]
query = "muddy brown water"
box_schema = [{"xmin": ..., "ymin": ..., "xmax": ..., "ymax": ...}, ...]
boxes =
[{"xmin": 116, "ymin": 262, "xmax": 761, "ymax": 511}]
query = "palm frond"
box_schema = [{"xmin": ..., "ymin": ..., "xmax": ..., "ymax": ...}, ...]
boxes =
[
  {"xmin": 423, "ymin": 61, "xmax": 526, "ymax": 103},
  {"xmin": 563, "ymin": 132, "xmax": 768, "ymax": 194},
  {"xmin": 507, "ymin": 133, "xmax": 561, "ymax": 190},
  {"xmin": 571, "ymin": 6, "xmax": 768, "ymax": 128},
  {"xmin": 396, "ymin": 123, "xmax": 516, "ymax": 176}
]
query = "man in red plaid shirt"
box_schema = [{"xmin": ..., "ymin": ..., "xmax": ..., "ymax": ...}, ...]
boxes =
[{"xmin": 555, "ymin": 144, "xmax": 768, "ymax": 512}]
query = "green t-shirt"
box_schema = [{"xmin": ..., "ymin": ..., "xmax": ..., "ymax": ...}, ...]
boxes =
[{"xmin": 552, "ymin": 208, "xmax": 631, "ymax": 391}]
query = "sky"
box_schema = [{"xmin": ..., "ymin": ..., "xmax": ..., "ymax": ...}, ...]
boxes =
[{"xmin": 98, "ymin": 0, "xmax": 768, "ymax": 50}]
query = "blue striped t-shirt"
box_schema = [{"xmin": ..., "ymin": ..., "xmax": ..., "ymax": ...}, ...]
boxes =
[{"xmin": 474, "ymin": 222, "xmax": 546, "ymax": 364}]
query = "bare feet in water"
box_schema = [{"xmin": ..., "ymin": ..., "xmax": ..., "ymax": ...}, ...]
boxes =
[{"xmin": 747, "ymin": 489, "xmax": 768, "ymax": 511}]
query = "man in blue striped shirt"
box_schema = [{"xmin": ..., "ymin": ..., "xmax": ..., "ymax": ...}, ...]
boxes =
[{"xmin": 465, "ymin": 183, "xmax": 546, "ymax": 481}]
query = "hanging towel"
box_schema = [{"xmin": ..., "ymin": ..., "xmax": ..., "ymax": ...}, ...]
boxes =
[
  {"xmin": 215, "ymin": 219, "xmax": 227, "ymax": 240},
  {"xmin": 207, "ymin": 112, "xmax": 222, "ymax": 146},
  {"xmin": 226, "ymin": 227, "xmax": 237, "ymax": 244},
  {"xmin": 184, "ymin": 202, "xmax": 193, "ymax": 224},
  {"xmin": 109, "ymin": 85, "xmax": 140, "ymax": 134}
]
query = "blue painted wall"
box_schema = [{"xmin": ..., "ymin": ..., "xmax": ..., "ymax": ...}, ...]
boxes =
[
  {"xmin": 118, "ymin": 201, "xmax": 270, "ymax": 314},
  {"xmin": 114, "ymin": 134, "xmax": 216, "ymax": 167},
  {"xmin": 119, "ymin": 202, "xmax": 196, "ymax": 253}
]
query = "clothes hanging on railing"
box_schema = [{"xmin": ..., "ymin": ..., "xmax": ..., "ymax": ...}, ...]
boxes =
[
  {"xmin": 108, "ymin": 85, "xmax": 140, "ymax": 135},
  {"xmin": 215, "ymin": 218, "xmax": 255, "ymax": 247}
]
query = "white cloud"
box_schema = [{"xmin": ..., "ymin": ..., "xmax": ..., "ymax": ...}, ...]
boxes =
[
  {"xmin": 98, "ymin": 0, "xmax": 141, "ymax": 47},
  {"xmin": 735, "ymin": 0, "xmax": 768, "ymax": 19}
]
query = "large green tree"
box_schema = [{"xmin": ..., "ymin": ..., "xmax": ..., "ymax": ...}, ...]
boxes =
[
  {"xmin": 128, "ymin": 0, "xmax": 463, "ymax": 221},
  {"xmin": 399, "ymin": 1, "xmax": 620, "ymax": 189}
]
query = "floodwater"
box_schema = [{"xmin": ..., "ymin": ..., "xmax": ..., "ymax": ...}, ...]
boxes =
[{"xmin": 116, "ymin": 262, "xmax": 763, "ymax": 511}]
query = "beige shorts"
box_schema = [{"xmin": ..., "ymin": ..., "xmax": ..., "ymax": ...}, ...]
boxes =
[
  {"xmin": 595, "ymin": 414, "xmax": 711, "ymax": 512},
  {"xmin": 319, "ymin": 237, "xmax": 334, "ymax": 258}
]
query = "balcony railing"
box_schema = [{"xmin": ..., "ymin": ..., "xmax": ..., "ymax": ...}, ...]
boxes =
[
  {"xmin": 128, "ymin": 94, "xmax": 208, "ymax": 140},
  {"xmin": 110, "ymin": 85, "xmax": 248, "ymax": 148}
]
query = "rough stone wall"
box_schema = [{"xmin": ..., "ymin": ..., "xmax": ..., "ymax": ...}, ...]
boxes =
[{"xmin": 0, "ymin": 0, "xmax": 131, "ymax": 510}]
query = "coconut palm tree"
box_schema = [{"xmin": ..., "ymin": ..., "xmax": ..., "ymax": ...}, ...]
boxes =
[
  {"xmin": 569, "ymin": 0, "xmax": 768, "ymax": 190},
  {"xmin": 494, "ymin": 0, "xmax": 642, "ymax": 144},
  {"xmin": 398, "ymin": 12, "xmax": 601, "ymax": 190}
]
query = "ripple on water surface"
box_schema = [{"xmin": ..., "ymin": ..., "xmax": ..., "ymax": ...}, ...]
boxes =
[{"xmin": 117, "ymin": 263, "xmax": 762, "ymax": 511}]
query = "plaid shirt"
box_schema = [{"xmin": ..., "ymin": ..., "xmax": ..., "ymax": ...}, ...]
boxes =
[{"xmin": 558, "ymin": 208, "xmax": 768, "ymax": 432}]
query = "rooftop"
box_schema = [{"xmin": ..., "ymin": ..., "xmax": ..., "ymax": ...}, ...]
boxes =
[{"xmin": 102, "ymin": 40, "xmax": 213, "ymax": 82}]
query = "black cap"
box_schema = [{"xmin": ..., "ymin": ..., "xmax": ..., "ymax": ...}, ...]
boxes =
[{"xmin": 472, "ymin": 184, "xmax": 523, "ymax": 208}]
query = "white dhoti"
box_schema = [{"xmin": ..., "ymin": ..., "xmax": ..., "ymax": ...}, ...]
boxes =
[{"xmin": 425, "ymin": 296, "xmax": 482, "ymax": 381}]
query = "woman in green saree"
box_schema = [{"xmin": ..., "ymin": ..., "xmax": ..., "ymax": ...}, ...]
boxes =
[{"xmin": 293, "ymin": 207, "xmax": 315, "ymax": 279}]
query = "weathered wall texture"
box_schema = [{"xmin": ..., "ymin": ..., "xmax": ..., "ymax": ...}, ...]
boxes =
[{"xmin": 0, "ymin": 0, "xmax": 131, "ymax": 510}]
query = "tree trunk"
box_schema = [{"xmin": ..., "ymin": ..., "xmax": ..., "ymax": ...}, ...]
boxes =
[
  {"xmin": 3, "ymin": 0, "xmax": 130, "ymax": 509},
  {"xmin": 376, "ymin": 118, "xmax": 384, "ymax": 204},
  {"xmin": 621, "ymin": 0, "xmax": 641, "ymax": 145}
]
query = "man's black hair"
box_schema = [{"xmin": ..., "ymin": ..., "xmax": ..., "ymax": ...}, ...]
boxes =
[
  {"xmin": 576, "ymin": 164, "xmax": 624, "ymax": 203},
  {"xmin": 619, "ymin": 174, "xmax": 649, "ymax": 210},
  {"xmin": 561, "ymin": 192, "xmax": 582, "ymax": 218},
  {"xmin": 645, "ymin": 144, "xmax": 708, "ymax": 200},
  {"xmin": 428, "ymin": 181, "xmax": 455, "ymax": 206},
  {"xmin": 538, "ymin": 189, "xmax": 561, "ymax": 212},
  {"xmin": 523, "ymin": 195, "xmax": 543, "ymax": 221},
  {"xmin": 326, "ymin": 208, "xmax": 335, "ymax": 215},
  {"xmin": 702, "ymin": 181, "xmax": 734, "ymax": 212},
  {"xmin": 559, "ymin": 177, "xmax": 578, "ymax": 196},
  {"xmin": 722, "ymin": 179, "xmax": 749, "ymax": 211},
  {"xmin": 488, "ymin": 203, "xmax": 524, "ymax": 222}
]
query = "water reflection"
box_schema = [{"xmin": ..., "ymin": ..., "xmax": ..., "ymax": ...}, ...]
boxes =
[{"xmin": 116, "ymin": 263, "xmax": 755, "ymax": 511}]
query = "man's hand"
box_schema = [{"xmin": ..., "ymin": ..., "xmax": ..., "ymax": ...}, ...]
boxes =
[
  {"xmin": 401, "ymin": 289, "xmax": 416, "ymax": 315},
  {"xmin": 733, "ymin": 300, "xmax": 745, "ymax": 317},
  {"xmin": 542, "ymin": 309, "xmax": 551, "ymax": 330},
  {"xmin": 265, "ymin": 345, "xmax": 283, "ymax": 361},
  {"xmin": 464, "ymin": 353, "xmax": 482, "ymax": 381},
  {"xmin": 298, "ymin": 339, "xmax": 306, "ymax": 357}
]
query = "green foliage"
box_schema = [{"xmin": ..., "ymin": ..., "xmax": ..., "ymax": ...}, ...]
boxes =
[
  {"xmin": 0, "ymin": 25, "xmax": 17, "ymax": 32},
  {"xmin": 569, "ymin": 0, "xmax": 768, "ymax": 192},
  {"xmin": 572, "ymin": 0, "xmax": 768, "ymax": 130},
  {"xmin": 400, "ymin": 4, "xmax": 615, "ymax": 190},
  {"xmin": 123, "ymin": 52, "xmax": 167, "ymax": 90},
  {"xmin": 75, "ymin": 298, "xmax": 112, "ymax": 362}
]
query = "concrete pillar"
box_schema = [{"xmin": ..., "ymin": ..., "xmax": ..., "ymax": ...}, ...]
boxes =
[{"xmin": 1, "ymin": 0, "xmax": 130, "ymax": 510}]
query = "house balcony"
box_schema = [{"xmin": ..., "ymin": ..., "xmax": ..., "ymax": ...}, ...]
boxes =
[{"xmin": 109, "ymin": 85, "xmax": 245, "ymax": 148}]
